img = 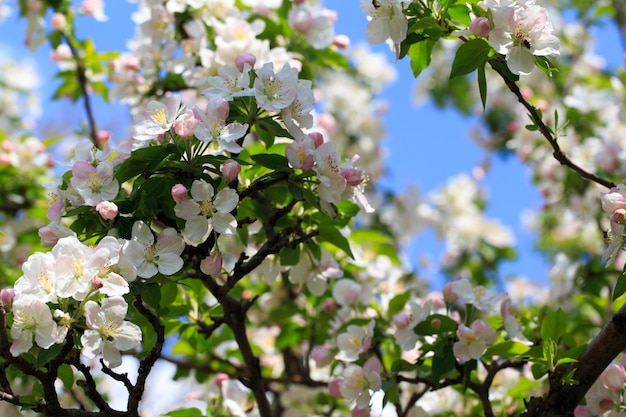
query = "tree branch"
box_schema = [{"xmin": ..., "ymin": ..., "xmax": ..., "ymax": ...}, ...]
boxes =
[
  {"xmin": 489, "ymin": 58, "xmax": 615, "ymax": 190},
  {"xmin": 61, "ymin": 34, "xmax": 99, "ymax": 147},
  {"xmin": 522, "ymin": 302, "xmax": 626, "ymax": 416}
]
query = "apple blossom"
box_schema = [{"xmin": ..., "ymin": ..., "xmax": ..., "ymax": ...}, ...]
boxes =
[
  {"xmin": 171, "ymin": 183, "xmax": 188, "ymax": 203},
  {"xmin": 131, "ymin": 95, "xmax": 184, "ymax": 143},
  {"xmin": 470, "ymin": 16, "xmax": 491, "ymax": 38},
  {"xmin": 338, "ymin": 357, "xmax": 382, "ymax": 411},
  {"xmin": 70, "ymin": 161, "xmax": 119, "ymax": 206},
  {"xmin": 52, "ymin": 236, "xmax": 103, "ymax": 300},
  {"xmin": 203, "ymin": 63, "xmax": 255, "ymax": 101},
  {"xmin": 336, "ymin": 320, "xmax": 374, "ymax": 362},
  {"xmin": 192, "ymin": 97, "xmax": 249, "ymax": 153},
  {"xmin": 393, "ymin": 299, "xmax": 432, "ymax": 351},
  {"xmin": 124, "ymin": 220, "xmax": 185, "ymax": 278},
  {"xmin": 253, "ymin": 62, "xmax": 299, "ymax": 111},
  {"xmin": 174, "ymin": 179, "xmax": 239, "ymax": 245},
  {"xmin": 359, "ymin": 0, "xmax": 408, "ymax": 46},
  {"xmin": 10, "ymin": 297, "xmax": 61, "ymax": 356},
  {"xmin": 332, "ymin": 278, "xmax": 361, "ymax": 306},
  {"xmin": 453, "ymin": 319, "xmax": 496, "ymax": 363},
  {"xmin": 488, "ymin": 2, "xmax": 560, "ymax": 75},
  {"xmin": 13, "ymin": 251, "xmax": 58, "ymax": 303},
  {"xmin": 285, "ymin": 135, "xmax": 315, "ymax": 170},
  {"xmin": 81, "ymin": 296, "xmax": 142, "ymax": 368}
]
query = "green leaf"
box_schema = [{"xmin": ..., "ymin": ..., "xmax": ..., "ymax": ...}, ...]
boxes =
[
  {"xmin": 408, "ymin": 39, "xmax": 436, "ymax": 78},
  {"xmin": 484, "ymin": 341, "xmax": 531, "ymax": 358},
  {"xmin": 477, "ymin": 61, "xmax": 487, "ymax": 110},
  {"xmin": 114, "ymin": 144, "xmax": 178, "ymax": 183},
  {"xmin": 58, "ymin": 364, "xmax": 75, "ymax": 391},
  {"xmin": 450, "ymin": 39, "xmax": 491, "ymax": 79},
  {"xmin": 541, "ymin": 308, "xmax": 568, "ymax": 342},
  {"xmin": 36, "ymin": 344, "xmax": 63, "ymax": 369},
  {"xmin": 535, "ymin": 55, "xmax": 559, "ymax": 78},
  {"xmin": 163, "ymin": 408, "xmax": 204, "ymax": 417},
  {"xmin": 388, "ymin": 292, "xmax": 411, "ymax": 317},
  {"xmin": 250, "ymin": 153, "xmax": 290, "ymax": 171},
  {"xmin": 414, "ymin": 314, "xmax": 458, "ymax": 335},
  {"xmin": 316, "ymin": 223, "xmax": 354, "ymax": 258},
  {"xmin": 613, "ymin": 267, "xmax": 626, "ymax": 301},
  {"xmin": 279, "ymin": 245, "xmax": 300, "ymax": 266},
  {"xmin": 431, "ymin": 342, "xmax": 456, "ymax": 385}
]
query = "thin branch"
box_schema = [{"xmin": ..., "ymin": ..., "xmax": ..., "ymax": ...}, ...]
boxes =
[
  {"xmin": 61, "ymin": 34, "xmax": 99, "ymax": 147},
  {"xmin": 99, "ymin": 359, "xmax": 133, "ymax": 393},
  {"xmin": 128, "ymin": 295, "xmax": 164, "ymax": 415},
  {"xmin": 489, "ymin": 59, "xmax": 615, "ymax": 190}
]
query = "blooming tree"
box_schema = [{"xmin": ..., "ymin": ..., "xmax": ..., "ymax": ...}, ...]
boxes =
[{"xmin": 1, "ymin": 0, "xmax": 626, "ymax": 417}]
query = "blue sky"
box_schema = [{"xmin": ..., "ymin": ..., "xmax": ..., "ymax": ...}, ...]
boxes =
[{"xmin": 1, "ymin": 1, "xmax": 623, "ymax": 288}]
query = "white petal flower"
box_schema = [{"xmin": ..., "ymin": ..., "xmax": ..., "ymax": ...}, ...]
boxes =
[
  {"xmin": 10, "ymin": 297, "xmax": 60, "ymax": 356},
  {"xmin": 124, "ymin": 221, "xmax": 185, "ymax": 278},
  {"xmin": 253, "ymin": 62, "xmax": 299, "ymax": 111},
  {"xmin": 81, "ymin": 296, "xmax": 142, "ymax": 368}
]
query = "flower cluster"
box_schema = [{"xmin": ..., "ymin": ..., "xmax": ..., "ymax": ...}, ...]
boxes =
[{"xmin": 6, "ymin": 231, "xmax": 158, "ymax": 367}]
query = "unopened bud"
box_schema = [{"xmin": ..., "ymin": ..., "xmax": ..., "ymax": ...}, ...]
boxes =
[
  {"xmin": 92, "ymin": 278, "xmax": 104, "ymax": 289},
  {"xmin": 171, "ymin": 184, "xmax": 188, "ymax": 203},
  {"xmin": 308, "ymin": 132, "xmax": 324, "ymax": 148},
  {"xmin": 1, "ymin": 288, "xmax": 15, "ymax": 306},
  {"xmin": 215, "ymin": 373, "xmax": 229, "ymax": 387},
  {"xmin": 96, "ymin": 201, "xmax": 118, "ymax": 220},
  {"xmin": 469, "ymin": 17, "xmax": 490, "ymax": 38},
  {"xmin": 328, "ymin": 378, "xmax": 343, "ymax": 398},
  {"xmin": 393, "ymin": 312, "xmax": 411, "ymax": 329},
  {"xmin": 323, "ymin": 299, "xmax": 336, "ymax": 313},
  {"xmin": 333, "ymin": 34, "xmax": 350, "ymax": 49},
  {"xmin": 51, "ymin": 13, "xmax": 67, "ymax": 31},
  {"xmin": 430, "ymin": 318, "xmax": 442, "ymax": 330},
  {"xmin": 200, "ymin": 253, "xmax": 223, "ymax": 277},
  {"xmin": 235, "ymin": 53, "xmax": 256, "ymax": 72},
  {"xmin": 221, "ymin": 159, "xmax": 241, "ymax": 181},
  {"xmin": 442, "ymin": 282, "xmax": 458, "ymax": 305},
  {"xmin": 613, "ymin": 208, "xmax": 626, "ymax": 224}
]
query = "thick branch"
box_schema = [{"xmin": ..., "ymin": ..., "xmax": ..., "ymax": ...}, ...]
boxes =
[{"xmin": 522, "ymin": 302, "xmax": 626, "ymax": 416}]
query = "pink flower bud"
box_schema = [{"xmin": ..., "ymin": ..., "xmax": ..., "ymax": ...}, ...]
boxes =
[
  {"xmin": 221, "ymin": 159, "xmax": 241, "ymax": 181},
  {"xmin": 173, "ymin": 109, "xmax": 197, "ymax": 138},
  {"xmin": 171, "ymin": 184, "xmax": 188, "ymax": 203},
  {"xmin": 292, "ymin": 0, "xmax": 306, "ymax": 4},
  {"xmin": 430, "ymin": 318, "xmax": 442, "ymax": 330},
  {"xmin": 328, "ymin": 378, "xmax": 343, "ymax": 398},
  {"xmin": 442, "ymin": 282, "xmax": 458, "ymax": 305},
  {"xmin": 96, "ymin": 130, "xmax": 111, "ymax": 145},
  {"xmin": 201, "ymin": 253, "xmax": 223, "ymax": 277},
  {"xmin": 50, "ymin": 44, "xmax": 72, "ymax": 62},
  {"xmin": 613, "ymin": 208, "xmax": 626, "ymax": 224},
  {"xmin": 323, "ymin": 299, "xmax": 336, "ymax": 313},
  {"xmin": 341, "ymin": 167, "xmax": 364, "ymax": 187},
  {"xmin": 289, "ymin": 8, "xmax": 314, "ymax": 33},
  {"xmin": 310, "ymin": 344, "xmax": 334, "ymax": 368},
  {"xmin": 92, "ymin": 278, "xmax": 104, "ymax": 289},
  {"xmin": 351, "ymin": 407, "xmax": 369, "ymax": 417},
  {"xmin": 1, "ymin": 288, "xmax": 15, "ymax": 306},
  {"xmin": 51, "ymin": 13, "xmax": 67, "ymax": 31},
  {"xmin": 469, "ymin": 17, "xmax": 490, "ymax": 38},
  {"xmin": 333, "ymin": 34, "xmax": 350, "ymax": 49},
  {"xmin": 96, "ymin": 201, "xmax": 118, "ymax": 220},
  {"xmin": 215, "ymin": 373, "xmax": 229, "ymax": 387},
  {"xmin": 308, "ymin": 132, "xmax": 324, "ymax": 148},
  {"xmin": 235, "ymin": 53, "xmax": 256, "ymax": 72},
  {"xmin": 393, "ymin": 313, "xmax": 411, "ymax": 329}
]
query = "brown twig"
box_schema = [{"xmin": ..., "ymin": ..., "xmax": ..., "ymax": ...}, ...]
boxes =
[
  {"xmin": 61, "ymin": 34, "xmax": 99, "ymax": 147},
  {"xmin": 489, "ymin": 59, "xmax": 615, "ymax": 190}
]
